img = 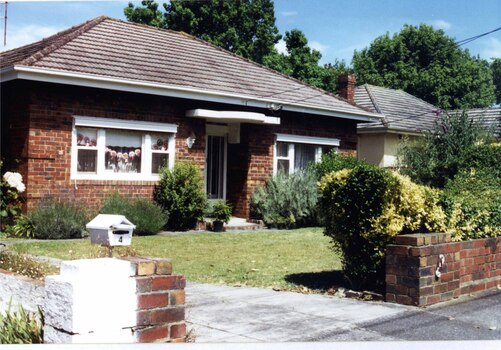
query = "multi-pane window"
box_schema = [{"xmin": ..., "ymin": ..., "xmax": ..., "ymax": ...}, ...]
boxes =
[
  {"xmin": 72, "ymin": 117, "xmax": 177, "ymax": 180},
  {"xmin": 274, "ymin": 134, "xmax": 340, "ymax": 175}
]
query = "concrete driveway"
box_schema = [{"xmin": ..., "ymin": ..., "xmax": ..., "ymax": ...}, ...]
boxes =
[{"xmin": 185, "ymin": 283, "xmax": 501, "ymax": 342}]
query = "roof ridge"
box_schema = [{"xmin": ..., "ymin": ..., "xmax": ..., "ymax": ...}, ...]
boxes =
[
  {"xmin": 360, "ymin": 83, "xmax": 441, "ymax": 113},
  {"xmin": 14, "ymin": 16, "xmax": 108, "ymax": 66},
  {"xmin": 364, "ymin": 84, "xmax": 383, "ymax": 114},
  {"xmin": 105, "ymin": 17, "xmax": 369, "ymax": 112}
]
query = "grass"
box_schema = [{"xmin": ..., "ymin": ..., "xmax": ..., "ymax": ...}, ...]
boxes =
[{"xmin": 9, "ymin": 228, "xmax": 344, "ymax": 291}]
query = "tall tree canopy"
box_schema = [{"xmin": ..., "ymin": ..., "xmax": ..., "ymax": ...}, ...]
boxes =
[
  {"xmin": 491, "ymin": 58, "xmax": 501, "ymax": 105},
  {"xmin": 124, "ymin": 0, "xmax": 281, "ymax": 64},
  {"xmin": 353, "ymin": 24, "xmax": 496, "ymax": 109},
  {"xmin": 264, "ymin": 29, "xmax": 350, "ymax": 92}
]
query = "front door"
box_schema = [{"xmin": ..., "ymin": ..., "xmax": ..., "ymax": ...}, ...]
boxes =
[{"xmin": 205, "ymin": 134, "xmax": 227, "ymax": 199}]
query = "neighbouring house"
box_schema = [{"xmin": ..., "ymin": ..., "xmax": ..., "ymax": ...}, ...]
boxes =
[
  {"xmin": 344, "ymin": 81, "xmax": 501, "ymax": 167},
  {"xmin": 0, "ymin": 16, "xmax": 381, "ymax": 219}
]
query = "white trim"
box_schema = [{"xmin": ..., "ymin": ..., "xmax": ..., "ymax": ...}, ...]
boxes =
[
  {"xmin": 273, "ymin": 134, "xmax": 339, "ymax": 175},
  {"xmin": 71, "ymin": 117, "xmax": 176, "ymax": 181},
  {"xmin": 74, "ymin": 116, "xmax": 178, "ymax": 133},
  {"xmin": 186, "ymin": 109, "xmax": 280, "ymax": 125},
  {"xmin": 4, "ymin": 66, "xmax": 383, "ymax": 122},
  {"xmin": 276, "ymin": 133, "xmax": 340, "ymax": 147}
]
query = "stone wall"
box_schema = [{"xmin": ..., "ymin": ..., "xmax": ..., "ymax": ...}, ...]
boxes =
[
  {"xmin": 386, "ymin": 233, "xmax": 501, "ymax": 306},
  {"xmin": 0, "ymin": 268, "xmax": 45, "ymax": 314},
  {"xmin": 0, "ymin": 257, "xmax": 185, "ymax": 343}
]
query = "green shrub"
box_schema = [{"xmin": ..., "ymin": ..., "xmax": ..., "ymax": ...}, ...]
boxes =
[
  {"xmin": 398, "ymin": 111, "xmax": 494, "ymax": 188},
  {"xmin": 7, "ymin": 215, "xmax": 34, "ymax": 239},
  {"xmin": 154, "ymin": 162, "xmax": 208, "ymax": 231},
  {"xmin": 100, "ymin": 193, "xmax": 167, "ymax": 236},
  {"xmin": 251, "ymin": 170, "xmax": 319, "ymax": 228},
  {"xmin": 312, "ymin": 150, "xmax": 363, "ymax": 179},
  {"xmin": 0, "ymin": 303, "xmax": 43, "ymax": 344},
  {"xmin": 28, "ymin": 200, "xmax": 88, "ymax": 240},
  {"xmin": 460, "ymin": 143, "xmax": 501, "ymax": 178},
  {"xmin": 443, "ymin": 169, "xmax": 501, "ymax": 241},
  {"xmin": 319, "ymin": 165, "xmax": 445, "ymax": 290},
  {"xmin": 208, "ymin": 200, "xmax": 232, "ymax": 223}
]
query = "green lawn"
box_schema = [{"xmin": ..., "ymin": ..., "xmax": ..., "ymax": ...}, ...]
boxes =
[{"xmin": 10, "ymin": 228, "xmax": 342, "ymax": 291}]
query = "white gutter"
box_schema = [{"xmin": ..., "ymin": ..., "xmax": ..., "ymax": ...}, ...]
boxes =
[{"xmin": 1, "ymin": 66, "xmax": 383, "ymax": 123}]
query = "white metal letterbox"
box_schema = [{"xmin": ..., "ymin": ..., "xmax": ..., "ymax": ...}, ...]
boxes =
[{"xmin": 86, "ymin": 214, "xmax": 135, "ymax": 247}]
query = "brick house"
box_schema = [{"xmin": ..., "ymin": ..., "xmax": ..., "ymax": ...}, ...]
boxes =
[{"xmin": 1, "ymin": 16, "xmax": 380, "ymax": 219}]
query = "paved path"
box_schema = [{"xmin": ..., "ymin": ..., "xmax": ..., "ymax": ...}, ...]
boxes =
[
  {"xmin": 186, "ymin": 283, "xmax": 501, "ymax": 342},
  {"xmin": 186, "ymin": 283, "xmax": 410, "ymax": 342}
]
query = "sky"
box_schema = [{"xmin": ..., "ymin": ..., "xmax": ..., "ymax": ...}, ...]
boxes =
[{"xmin": 1, "ymin": 0, "xmax": 500, "ymax": 66}]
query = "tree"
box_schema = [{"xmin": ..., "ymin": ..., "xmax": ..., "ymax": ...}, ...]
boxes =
[
  {"xmin": 491, "ymin": 58, "xmax": 501, "ymax": 104},
  {"xmin": 263, "ymin": 29, "xmax": 351, "ymax": 93},
  {"xmin": 398, "ymin": 111, "xmax": 494, "ymax": 188},
  {"xmin": 124, "ymin": 0, "xmax": 281, "ymax": 64},
  {"xmin": 353, "ymin": 24, "xmax": 496, "ymax": 109}
]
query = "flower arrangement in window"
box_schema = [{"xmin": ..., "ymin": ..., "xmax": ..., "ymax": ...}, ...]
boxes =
[{"xmin": 105, "ymin": 147, "xmax": 141, "ymax": 173}]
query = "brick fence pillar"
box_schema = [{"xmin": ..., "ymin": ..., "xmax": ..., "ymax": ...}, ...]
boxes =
[
  {"xmin": 121, "ymin": 257, "xmax": 186, "ymax": 343},
  {"xmin": 386, "ymin": 233, "xmax": 501, "ymax": 307},
  {"xmin": 386, "ymin": 233, "xmax": 460, "ymax": 306}
]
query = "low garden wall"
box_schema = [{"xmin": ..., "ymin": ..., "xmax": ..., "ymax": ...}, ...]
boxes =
[
  {"xmin": 0, "ymin": 256, "xmax": 186, "ymax": 343},
  {"xmin": 0, "ymin": 268, "xmax": 45, "ymax": 314},
  {"xmin": 386, "ymin": 233, "xmax": 501, "ymax": 306}
]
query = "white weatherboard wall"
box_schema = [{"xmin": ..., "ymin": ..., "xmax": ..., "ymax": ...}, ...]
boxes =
[{"xmin": 44, "ymin": 258, "xmax": 137, "ymax": 343}]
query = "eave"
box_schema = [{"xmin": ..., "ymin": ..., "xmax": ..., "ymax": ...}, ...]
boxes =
[{"xmin": 1, "ymin": 65, "xmax": 383, "ymax": 123}]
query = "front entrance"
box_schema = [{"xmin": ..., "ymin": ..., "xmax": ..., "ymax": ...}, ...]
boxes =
[{"xmin": 205, "ymin": 131, "xmax": 227, "ymax": 200}]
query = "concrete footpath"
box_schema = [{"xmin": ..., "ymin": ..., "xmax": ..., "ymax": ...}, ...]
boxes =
[{"xmin": 185, "ymin": 283, "xmax": 501, "ymax": 342}]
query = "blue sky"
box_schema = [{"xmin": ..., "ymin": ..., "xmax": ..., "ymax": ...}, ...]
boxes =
[{"xmin": 2, "ymin": 0, "xmax": 500, "ymax": 65}]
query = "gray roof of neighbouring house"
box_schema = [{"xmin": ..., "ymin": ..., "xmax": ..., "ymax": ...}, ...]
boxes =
[
  {"xmin": 354, "ymin": 84, "xmax": 441, "ymax": 134},
  {"xmin": 448, "ymin": 108, "xmax": 501, "ymax": 138},
  {"xmin": 0, "ymin": 16, "xmax": 380, "ymax": 122},
  {"xmin": 355, "ymin": 84, "xmax": 501, "ymax": 137}
]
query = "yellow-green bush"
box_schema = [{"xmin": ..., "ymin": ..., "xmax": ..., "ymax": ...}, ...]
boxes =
[
  {"xmin": 319, "ymin": 165, "xmax": 445, "ymax": 290},
  {"xmin": 443, "ymin": 169, "xmax": 501, "ymax": 241}
]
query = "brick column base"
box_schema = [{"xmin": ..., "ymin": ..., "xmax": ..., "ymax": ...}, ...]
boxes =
[{"xmin": 120, "ymin": 257, "xmax": 186, "ymax": 343}]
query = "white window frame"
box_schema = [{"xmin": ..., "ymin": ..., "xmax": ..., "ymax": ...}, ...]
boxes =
[
  {"xmin": 71, "ymin": 116, "xmax": 177, "ymax": 181},
  {"xmin": 273, "ymin": 134, "xmax": 340, "ymax": 175}
]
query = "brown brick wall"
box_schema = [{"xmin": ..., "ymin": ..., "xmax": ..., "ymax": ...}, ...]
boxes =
[
  {"xmin": 2, "ymin": 80, "xmax": 359, "ymax": 219},
  {"xmin": 120, "ymin": 257, "xmax": 186, "ymax": 343},
  {"xmin": 386, "ymin": 233, "xmax": 501, "ymax": 306}
]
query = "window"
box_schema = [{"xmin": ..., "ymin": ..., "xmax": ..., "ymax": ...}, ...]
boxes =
[
  {"xmin": 273, "ymin": 134, "xmax": 340, "ymax": 175},
  {"xmin": 72, "ymin": 116, "xmax": 177, "ymax": 180}
]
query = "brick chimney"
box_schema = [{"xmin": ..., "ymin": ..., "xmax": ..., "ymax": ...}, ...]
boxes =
[{"xmin": 338, "ymin": 73, "xmax": 356, "ymax": 103}]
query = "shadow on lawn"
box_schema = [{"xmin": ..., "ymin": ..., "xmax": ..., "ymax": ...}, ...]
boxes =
[{"xmin": 284, "ymin": 270, "xmax": 351, "ymax": 292}]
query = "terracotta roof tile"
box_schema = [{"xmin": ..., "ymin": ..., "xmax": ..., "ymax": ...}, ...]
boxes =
[{"xmin": 1, "ymin": 17, "xmax": 373, "ymax": 118}]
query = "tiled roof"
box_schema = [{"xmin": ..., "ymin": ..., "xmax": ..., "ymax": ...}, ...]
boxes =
[
  {"xmin": 355, "ymin": 84, "xmax": 440, "ymax": 133},
  {"xmin": 355, "ymin": 84, "xmax": 501, "ymax": 137},
  {"xmin": 449, "ymin": 108, "xmax": 501, "ymax": 138},
  {"xmin": 1, "ymin": 16, "xmax": 376, "ymax": 120}
]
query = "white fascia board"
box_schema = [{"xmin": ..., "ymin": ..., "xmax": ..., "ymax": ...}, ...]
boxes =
[
  {"xmin": 186, "ymin": 109, "xmax": 280, "ymax": 125},
  {"xmin": 276, "ymin": 133, "xmax": 340, "ymax": 147},
  {"xmin": 75, "ymin": 115, "xmax": 178, "ymax": 133},
  {"xmin": 357, "ymin": 126, "xmax": 423, "ymax": 137},
  {"xmin": 6, "ymin": 66, "xmax": 382, "ymax": 122}
]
